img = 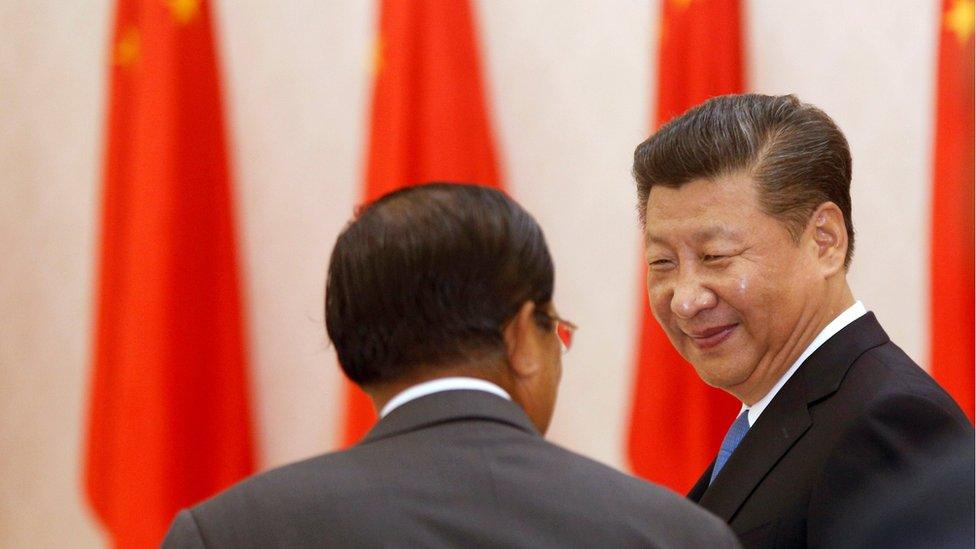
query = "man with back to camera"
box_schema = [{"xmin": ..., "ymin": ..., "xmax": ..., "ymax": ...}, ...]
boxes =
[
  {"xmin": 163, "ymin": 183, "xmax": 739, "ymax": 548},
  {"xmin": 632, "ymin": 93, "xmax": 974, "ymax": 548}
]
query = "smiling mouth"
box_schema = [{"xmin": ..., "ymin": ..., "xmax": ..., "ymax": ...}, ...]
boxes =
[{"xmin": 685, "ymin": 324, "xmax": 738, "ymax": 350}]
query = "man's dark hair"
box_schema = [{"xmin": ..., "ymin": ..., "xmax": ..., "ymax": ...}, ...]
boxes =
[
  {"xmin": 325, "ymin": 183, "xmax": 554, "ymax": 387},
  {"xmin": 633, "ymin": 93, "xmax": 855, "ymax": 268}
]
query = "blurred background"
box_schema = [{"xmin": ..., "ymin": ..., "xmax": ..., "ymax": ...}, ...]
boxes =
[{"xmin": 1, "ymin": 0, "xmax": 972, "ymax": 547}]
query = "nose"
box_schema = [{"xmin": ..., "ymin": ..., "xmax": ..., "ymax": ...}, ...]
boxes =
[{"xmin": 670, "ymin": 268, "xmax": 717, "ymax": 320}]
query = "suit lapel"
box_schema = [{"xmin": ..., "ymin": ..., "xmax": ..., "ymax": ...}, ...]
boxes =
[
  {"xmin": 688, "ymin": 462, "xmax": 714, "ymax": 502},
  {"xmin": 698, "ymin": 374, "xmax": 811, "ymax": 521},
  {"xmin": 695, "ymin": 312, "xmax": 890, "ymax": 521}
]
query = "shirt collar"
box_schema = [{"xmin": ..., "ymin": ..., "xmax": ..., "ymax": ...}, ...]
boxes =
[
  {"xmin": 380, "ymin": 377, "xmax": 512, "ymax": 418},
  {"xmin": 743, "ymin": 301, "xmax": 867, "ymax": 426}
]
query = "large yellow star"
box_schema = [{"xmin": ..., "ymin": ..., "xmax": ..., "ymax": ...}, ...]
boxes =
[
  {"xmin": 671, "ymin": 0, "xmax": 694, "ymax": 8},
  {"xmin": 115, "ymin": 26, "xmax": 140, "ymax": 67},
  {"xmin": 945, "ymin": 0, "xmax": 975, "ymax": 45},
  {"xmin": 168, "ymin": 0, "xmax": 201, "ymax": 24}
]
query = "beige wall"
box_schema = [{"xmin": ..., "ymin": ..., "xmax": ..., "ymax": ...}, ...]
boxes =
[{"xmin": 0, "ymin": 1, "xmax": 938, "ymax": 546}]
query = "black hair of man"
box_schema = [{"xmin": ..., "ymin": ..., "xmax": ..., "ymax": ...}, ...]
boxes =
[
  {"xmin": 633, "ymin": 93, "xmax": 856, "ymax": 268},
  {"xmin": 325, "ymin": 182, "xmax": 554, "ymax": 387}
]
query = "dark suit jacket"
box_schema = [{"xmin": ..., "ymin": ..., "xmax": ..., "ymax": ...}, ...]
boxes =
[
  {"xmin": 828, "ymin": 433, "xmax": 975, "ymax": 548},
  {"xmin": 165, "ymin": 390, "xmax": 739, "ymax": 548},
  {"xmin": 688, "ymin": 313, "xmax": 974, "ymax": 548}
]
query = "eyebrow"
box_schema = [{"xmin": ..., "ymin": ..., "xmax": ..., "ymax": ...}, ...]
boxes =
[{"xmin": 645, "ymin": 225, "xmax": 741, "ymax": 247}]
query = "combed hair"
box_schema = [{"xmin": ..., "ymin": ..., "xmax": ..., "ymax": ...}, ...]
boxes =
[
  {"xmin": 325, "ymin": 183, "xmax": 554, "ymax": 386},
  {"xmin": 633, "ymin": 93, "xmax": 855, "ymax": 268}
]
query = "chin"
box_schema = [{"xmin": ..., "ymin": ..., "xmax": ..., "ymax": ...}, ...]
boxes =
[
  {"xmin": 695, "ymin": 371, "xmax": 729, "ymax": 389},
  {"xmin": 689, "ymin": 359, "xmax": 747, "ymax": 391}
]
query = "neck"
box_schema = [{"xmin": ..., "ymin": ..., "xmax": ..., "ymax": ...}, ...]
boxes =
[
  {"xmin": 734, "ymin": 282, "xmax": 855, "ymax": 405},
  {"xmin": 365, "ymin": 362, "xmax": 511, "ymax": 414}
]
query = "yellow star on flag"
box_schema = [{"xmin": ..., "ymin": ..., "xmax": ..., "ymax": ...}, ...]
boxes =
[
  {"xmin": 115, "ymin": 26, "xmax": 140, "ymax": 67},
  {"xmin": 371, "ymin": 36, "xmax": 385, "ymax": 76},
  {"xmin": 945, "ymin": 0, "xmax": 975, "ymax": 45},
  {"xmin": 168, "ymin": 0, "xmax": 201, "ymax": 24},
  {"xmin": 671, "ymin": 0, "xmax": 694, "ymax": 8}
]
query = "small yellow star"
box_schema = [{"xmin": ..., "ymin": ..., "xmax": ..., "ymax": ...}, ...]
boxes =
[
  {"xmin": 167, "ymin": 0, "xmax": 201, "ymax": 25},
  {"xmin": 945, "ymin": 0, "xmax": 975, "ymax": 45},
  {"xmin": 371, "ymin": 36, "xmax": 384, "ymax": 76},
  {"xmin": 115, "ymin": 26, "xmax": 140, "ymax": 67}
]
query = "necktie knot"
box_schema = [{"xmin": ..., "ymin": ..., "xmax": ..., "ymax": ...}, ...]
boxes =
[{"xmin": 710, "ymin": 410, "xmax": 750, "ymax": 485}]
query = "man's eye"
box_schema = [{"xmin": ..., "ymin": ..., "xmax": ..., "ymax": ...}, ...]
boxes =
[
  {"xmin": 702, "ymin": 254, "xmax": 727, "ymax": 263},
  {"xmin": 649, "ymin": 259, "xmax": 674, "ymax": 270}
]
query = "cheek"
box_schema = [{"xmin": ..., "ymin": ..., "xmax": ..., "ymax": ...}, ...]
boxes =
[
  {"xmin": 707, "ymin": 270, "xmax": 753, "ymax": 311},
  {"xmin": 648, "ymin": 295, "xmax": 673, "ymax": 328},
  {"xmin": 646, "ymin": 280, "xmax": 671, "ymax": 318},
  {"xmin": 729, "ymin": 263, "xmax": 794, "ymax": 337},
  {"xmin": 732, "ymin": 275, "xmax": 761, "ymax": 315},
  {"xmin": 718, "ymin": 270, "xmax": 773, "ymax": 331}
]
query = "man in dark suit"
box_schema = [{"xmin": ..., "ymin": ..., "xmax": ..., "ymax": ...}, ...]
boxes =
[
  {"xmin": 163, "ymin": 183, "xmax": 739, "ymax": 548},
  {"xmin": 632, "ymin": 94, "xmax": 973, "ymax": 548}
]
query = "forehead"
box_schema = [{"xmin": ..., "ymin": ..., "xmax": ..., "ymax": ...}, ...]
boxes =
[{"xmin": 644, "ymin": 173, "xmax": 763, "ymax": 239}]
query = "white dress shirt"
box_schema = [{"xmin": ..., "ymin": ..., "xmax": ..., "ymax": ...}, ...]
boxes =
[
  {"xmin": 380, "ymin": 376, "xmax": 512, "ymax": 418},
  {"xmin": 743, "ymin": 301, "xmax": 867, "ymax": 427}
]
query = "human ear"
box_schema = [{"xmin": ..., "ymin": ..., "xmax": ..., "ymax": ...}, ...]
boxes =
[
  {"xmin": 502, "ymin": 301, "xmax": 544, "ymax": 379},
  {"xmin": 809, "ymin": 202, "xmax": 847, "ymax": 275}
]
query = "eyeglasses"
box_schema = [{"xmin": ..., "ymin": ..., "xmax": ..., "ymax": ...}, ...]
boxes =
[{"xmin": 541, "ymin": 313, "xmax": 578, "ymax": 353}]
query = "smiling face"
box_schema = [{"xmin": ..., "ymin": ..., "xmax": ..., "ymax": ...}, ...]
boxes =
[{"xmin": 644, "ymin": 172, "xmax": 833, "ymax": 404}]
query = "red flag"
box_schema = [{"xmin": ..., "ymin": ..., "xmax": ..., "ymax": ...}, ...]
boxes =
[
  {"xmin": 627, "ymin": 0, "xmax": 744, "ymax": 493},
  {"xmin": 930, "ymin": 0, "xmax": 974, "ymax": 421},
  {"xmin": 84, "ymin": 1, "xmax": 254, "ymax": 546},
  {"xmin": 340, "ymin": 0, "xmax": 504, "ymax": 446}
]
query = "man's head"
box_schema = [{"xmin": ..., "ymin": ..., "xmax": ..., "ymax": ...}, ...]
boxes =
[
  {"xmin": 325, "ymin": 183, "xmax": 563, "ymax": 432},
  {"xmin": 633, "ymin": 94, "xmax": 855, "ymax": 404}
]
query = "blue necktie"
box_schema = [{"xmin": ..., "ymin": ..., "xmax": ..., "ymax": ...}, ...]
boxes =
[{"xmin": 710, "ymin": 410, "xmax": 750, "ymax": 485}]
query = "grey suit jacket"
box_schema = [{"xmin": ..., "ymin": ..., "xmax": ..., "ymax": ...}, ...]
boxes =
[{"xmin": 164, "ymin": 390, "xmax": 739, "ymax": 548}]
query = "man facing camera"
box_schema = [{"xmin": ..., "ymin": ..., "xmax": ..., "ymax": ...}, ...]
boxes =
[
  {"xmin": 633, "ymin": 94, "xmax": 973, "ymax": 548},
  {"xmin": 163, "ymin": 183, "xmax": 738, "ymax": 548}
]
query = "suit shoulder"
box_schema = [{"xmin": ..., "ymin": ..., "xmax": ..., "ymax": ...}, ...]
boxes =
[
  {"xmin": 813, "ymin": 341, "xmax": 973, "ymax": 494},
  {"xmin": 537, "ymin": 442, "xmax": 738, "ymax": 546},
  {"xmin": 808, "ymin": 348, "xmax": 974, "ymax": 545},
  {"xmin": 189, "ymin": 449, "xmax": 359, "ymax": 520},
  {"xmin": 168, "ymin": 448, "xmax": 377, "ymax": 547},
  {"xmin": 844, "ymin": 342, "xmax": 969, "ymax": 424},
  {"xmin": 162, "ymin": 509, "xmax": 206, "ymax": 549}
]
